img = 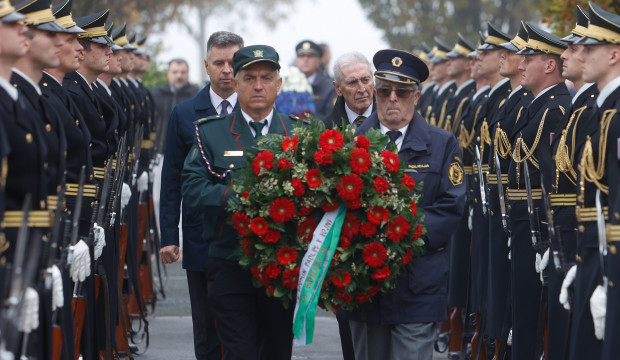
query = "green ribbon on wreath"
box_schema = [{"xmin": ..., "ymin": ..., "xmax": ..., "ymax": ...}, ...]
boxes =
[{"xmin": 293, "ymin": 204, "xmax": 346, "ymax": 345}]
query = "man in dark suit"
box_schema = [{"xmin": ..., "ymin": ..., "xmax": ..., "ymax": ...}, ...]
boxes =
[
  {"xmin": 324, "ymin": 51, "xmax": 376, "ymax": 130},
  {"xmin": 295, "ymin": 39, "xmax": 337, "ymax": 121},
  {"xmin": 342, "ymin": 49, "xmax": 465, "ymax": 360},
  {"xmin": 159, "ymin": 31, "xmax": 243, "ymax": 360},
  {"xmin": 182, "ymin": 44, "xmax": 299, "ymax": 360}
]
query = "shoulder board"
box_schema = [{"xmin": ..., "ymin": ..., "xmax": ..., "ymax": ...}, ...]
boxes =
[
  {"xmin": 194, "ymin": 114, "xmax": 226, "ymax": 125},
  {"xmin": 289, "ymin": 114, "xmax": 310, "ymax": 125}
]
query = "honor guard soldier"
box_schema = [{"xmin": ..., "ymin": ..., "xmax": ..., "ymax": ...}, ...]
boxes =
[
  {"xmin": 295, "ymin": 39, "xmax": 337, "ymax": 121},
  {"xmin": 182, "ymin": 44, "xmax": 298, "ymax": 360},
  {"xmin": 443, "ymin": 33, "xmax": 477, "ymax": 135},
  {"xmin": 426, "ymin": 37, "xmax": 456, "ymax": 128},
  {"xmin": 568, "ymin": 3, "xmax": 620, "ymax": 359},
  {"xmin": 106, "ymin": 23, "xmax": 135, "ymax": 139},
  {"xmin": 484, "ymin": 20, "xmax": 533, "ymax": 359},
  {"xmin": 161, "ymin": 31, "xmax": 243, "ymax": 360},
  {"xmin": 546, "ymin": 7, "xmax": 599, "ymax": 360},
  {"xmin": 324, "ymin": 52, "xmax": 376, "ymax": 130},
  {"xmin": 507, "ymin": 22, "xmax": 570, "ymax": 360},
  {"xmin": 12, "ymin": 0, "xmax": 68, "ymax": 206}
]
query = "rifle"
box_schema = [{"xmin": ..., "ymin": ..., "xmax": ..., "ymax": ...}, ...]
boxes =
[
  {"xmin": 475, "ymin": 145, "xmax": 488, "ymax": 216},
  {"xmin": 596, "ymin": 189, "xmax": 608, "ymax": 292},
  {"xmin": 494, "ymin": 153, "xmax": 511, "ymax": 239},
  {"xmin": 523, "ymin": 161, "xmax": 542, "ymax": 249},
  {"xmin": 540, "ymin": 177, "xmax": 567, "ymax": 273}
]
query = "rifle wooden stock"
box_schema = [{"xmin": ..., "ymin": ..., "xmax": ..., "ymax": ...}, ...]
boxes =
[
  {"xmin": 72, "ymin": 296, "xmax": 86, "ymax": 360},
  {"xmin": 471, "ymin": 313, "xmax": 486, "ymax": 360},
  {"xmin": 449, "ymin": 306, "xmax": 464, "ymax": 352},
  {"xmin": 52, "ymin": 324, "xmax": 62, "ymax": 360},
  {"xmin": 128, "ymin": 202, "xmax": 147, "ymax": 317}
]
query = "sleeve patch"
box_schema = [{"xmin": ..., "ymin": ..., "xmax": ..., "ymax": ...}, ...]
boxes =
[{"xmin": 449, "ymin": 162, "xmax": 464, "ymax": 186}]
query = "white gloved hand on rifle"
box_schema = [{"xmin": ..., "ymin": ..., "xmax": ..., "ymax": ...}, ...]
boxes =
[
  {"xmin": 121, "ymin": 182, "xmax": 131, "ymax": 210},
  {"xmin": 535, "ymin": 248, "xmax": 549, "ymax": 283},
  {"xmin": 93, "ymin": 223, "xmax": 106, "ymax": 260},
  {"xmin": 590, "ymin": 285, "xmax": 607, "ymax": 340},
  {"xmin": 559, "ymin": 264, "xmax": 577, "ymax": 310},
  {"xmin": 19, "ymin": 287, "xmax": 39, "ymax": 333},
  {"xmin": 137, "ymin": 171, "xmax": 149, "ymax": 193},
  {"xmin": 50, "ymin": 265, "xmax": 64, "ymax": 310},
  {"xmin": 70, "ymin": 240, "xmax": 91, "ymax": 283}
]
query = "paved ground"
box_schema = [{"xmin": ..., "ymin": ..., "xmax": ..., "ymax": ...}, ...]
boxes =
[{"xmin": 138, "ymin": 260, "xmax": 450, "ymax": 359}]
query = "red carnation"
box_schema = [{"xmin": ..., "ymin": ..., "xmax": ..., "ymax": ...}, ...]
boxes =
[
  {"xmin": 349, "ymin": 148, "xmax": 372, "ymax": 174},
  {"xmin": 413, "ymin": 224, "xmax": 424, "ymax": 239},
  {"xmin": 291, "ymin": 178, "xmax": 305, "ymax": 197},
  {"xmin": 410, "ymin": 199, "xmax": 418, "ymax": 216},
  {"xmin": 298, "ymin": 205, "xmax": 314, "ymax": 217},
  {"xmin": 298, "ymin": 217, "xmax": 318, "ymax": 242},
  {"xmin": 367, "ymin": 206, "xmax": 389, "ymax": 225},
  {"xmin": 269, "ymin": 198, "xmax": 295, "ymax": 222},
  {"xmin": 387, "ymin": 215, "xmax": 411, "ymax": 242},
  {"xmin": 242, "ymin": 190, "xmax": 250, "ymax": 199},
  {"xmin": 401, "ymin": 249, "xmax": 414, "ymax": 265},
  {"xmin": 313, "ymin": 149, "xmax": 334, "ymax": 166},
  {"xmin": 362, "ymin": 242, "xmax": 387, "ymax": 268},
  {"xmin": 252, "ymin": 150, "xmax": 274, "ymax": 176},
  {"xmin": 345, "ymin": 198, "xmax": 361, "ymax": 210},
  {"xmin": 282, "ymin": 268, "xmax": 300, "ymax": 289},
  {"xmin": 360, "ymin": 222, "xmax": 377, "ymax": 237},
  {"xmin": 371, "ymin": 266, "xmax": 391, "ymax": 282},
  {"xmin": 262, "ymin": 229, "xmax": 281, "ymax": 243},
  {"xmin": 354, "ymin": 135, "xmax": 370, "ymax": 149},
  {"xmin": 305, "ymin": 169, "xmax": 323, "ymax": 188},
  {"xmin": 282, "ymin": 135, "xmax": 299, "ymax": 151},
  {"xmin": 276, "ymin": 246, "xmax": 298, "ymax": 265},
  {"xmin": 339, "ymin": 236, "xmax": 351, "ymax": 250},
  {"xmin": 241, "ymin": 238, "xmax": 254, "ymax": 255},
  {"xmin": 381, "ymin": 151, "xmax": 400, "ymax": 173},
  {"xmin": 321, "ymin": 198, "xmax": 340, "ymax": 212},
  {"xmin": 277, "ymin": 158, "xmax": 293, "ymax": 170},
  {"xmin": 373, "ymin": 177, "xmax": 389, "ymax": 194},
  {"xmin": 250, "ymin": 217, "xmax": 269, "ymax": 236},
  {"xmin": 264, "ymin": 262, "xmax": 282, "ymax": 279},
  {"xmin": 331, "ymin": 270, "xmax": 352, "ymax": 288},
  {"xmin": 232, "ymin": 212, "xmax": 251, "ymax": 236},
  {"xmin": 319, "ymin": 129, "xmax": 344, "ymax": 152},
  {"xmin": 401, "ymin": 173, "xmax": 416, "ymax": 191},
  {"xmin": 336, "ymin": 174, "xmax": 363, "ymax": 201},
  {"xmin": 341, "ymin": 212, "xmax": 360, "ymax": 238}
]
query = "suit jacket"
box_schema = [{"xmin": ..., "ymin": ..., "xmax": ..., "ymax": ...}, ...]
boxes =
[
  {"xmin": 160, "ymin": 84, "xmax": 235, "ymax": 271},
  {"xmin": 310, "ymin": 71, "xmax": 337, "ymax": 121},
  {"xmin": 323, "ymin": 95, "xmax": 376, "ymax": 129},
  {"xmin": 64, "ymin": 72, "xmax": 112, "ymax": 167},
  {"xmin": 12, "ymin": 72, "xmax": 66, "ymax": 196},
  {"xmin": 181, "ymin": 107, "xmax": 298, "ymax": 261},
  {"xmin": 342, "ymin": 111, "xmax": 466, "ymax": 324}
]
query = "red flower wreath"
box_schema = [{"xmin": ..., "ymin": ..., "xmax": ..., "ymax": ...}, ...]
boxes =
[
  {"xmin": 381, "ymin": 150, "xmax": 400, "ymax": 173},
  {"xmin": 362, "ymin": 242, "xmax": 387, "ymax": 268},
  {"xmin": 276, "ymin": 246, "xmax": 298, "ymax": 265},
  {"xmin": 252, "ymin": 150, "xmax": 274, "ymax": 176},
  {"xmin": 269, "ymin": 198, "xmax": 295, "ymax": 222},
  {"xmin": 336, "ymin": 174, "xmax": 363, "ymax": 200},
  {"xmin": 282, "ymin": 135, "xmax": 299, "ymax": 151},
  {"xmin": 349, "ymin": 148, "xmax": 372, "ymax": 174},
  {"xmin": 319, "ymin": 129, "xmax": 344, "ymax": 152},
  {"xmin": 305, "ymin": 169, "xmax": 323, "ymax": 188},
  {"xmin": 387, "ymin": 215, "xmax": 411, "ymax": 242}
]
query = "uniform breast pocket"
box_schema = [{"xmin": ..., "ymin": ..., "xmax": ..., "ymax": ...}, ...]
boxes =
[
  {"xmin": 211, "ymin": 155, "xmax": 246, "ymax": 180},
  {"xmin": 405, "ymin": 165, "xmax": 439, "ymax": 203}
]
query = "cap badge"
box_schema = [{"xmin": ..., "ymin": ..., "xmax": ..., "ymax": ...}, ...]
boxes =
[
  {"xmin": 302, "ymin": 42, "xmax": 310, "ymax": 49},
  {"xmin": 392, "ymin": 56, "xmax": 403, "ymax": 67},
  {"xmin": 253, "ymin": 49, "xmax": 264, "ymax": 58}
]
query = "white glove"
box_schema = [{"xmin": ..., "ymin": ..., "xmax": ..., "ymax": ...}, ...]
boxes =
[
  {"xmin": 18, "ymin": 287, "xmax": 39, "ymax": 333},
  {"xmin": 468, "ymin": 207, "xmax": 473, "ymax": 231},
  {"xmin": 70, "ymin": 240, "xmax": 91, "ymax": 283},
  {"xmin": 93, "ymin": 223, "xmax": 106, "ymax": 260},
  {"xmin": 560, "ymin": 265, "xmax": 577, "ymax": 310},
  {"xmin": 50, "ymin": 265, "xmax": 64, "ymax": 310},
  {"xmin": 535, "ymin": 249, "xmax": 550, "ymax": 283},
  {"xmin": 590, "ymin": 285, "xmax": 607, "ymax": 340},
  {"xmin": 137, "ymin": 171, "xmax": 149, "ymax": 193},
  {"xmin": 507, "ymin": 328, "xmax": 513, "ymax": 346},
  {"xmin": 121, "ymin": 182, "xmax": 132, "ymax": 210},
  {"xmin": 0, "ymin": 341, "xmax": 14, "ymax": 360}
]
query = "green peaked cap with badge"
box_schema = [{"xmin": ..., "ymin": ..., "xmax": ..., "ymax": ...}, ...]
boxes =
[{"xmin": 232, "ymin": 45, "xmax": 281, "ymax": 76}]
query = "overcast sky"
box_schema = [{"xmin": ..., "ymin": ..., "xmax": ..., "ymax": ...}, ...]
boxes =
[{"xmin": 150, "ymin": 0, "xmax": 389, "ymax": 84}]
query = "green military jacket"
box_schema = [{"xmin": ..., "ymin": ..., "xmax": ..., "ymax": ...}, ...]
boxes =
[{"xmin": 181, "ymin": 107, "xmax": 298, "ymax": 260}]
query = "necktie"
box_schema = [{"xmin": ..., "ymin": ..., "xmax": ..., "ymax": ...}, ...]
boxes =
[
  {"xmin": 354, "ymin": 115, "xmax": 366, "ymax": 127},
  {"xmin": 386, "ymin": 130, "xmax": 402, "ymax": 150},
  {"xmin": 250, "ymin": 120, "xmax": 266, "ymax": 139},
  {"xmin": 220, "ymin": 100, "xmax": 230, "ymax": 115}
]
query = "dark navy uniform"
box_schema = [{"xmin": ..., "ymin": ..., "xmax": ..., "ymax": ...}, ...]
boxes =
[
  {"xmin": 160, "ymin": 84, "xmax": 229, "ymax": 359},
  {"xmin": 419, "ymin": 82, "xmax": 437, "ymax": 121},
  {"xmin": 443, "ymin": 79, "xmax": 476, "ymax": 134}
]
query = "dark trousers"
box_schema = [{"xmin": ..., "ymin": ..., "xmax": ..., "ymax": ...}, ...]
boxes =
[
  {"xmin": 205, "ymin": 257, "xmax": 294, "ymax": 360},
  {"xmin": 186, "ymin": 269, "xmax": 221, "ymax": 360},
  {"xmin": 336, "ymin": 313, "xmax": 355, "ymax": 360}
]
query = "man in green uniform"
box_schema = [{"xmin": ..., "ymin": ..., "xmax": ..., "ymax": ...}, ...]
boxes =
[{"xmin": 182, "ymin": 45, "xmax": 299, "ymax": 360}]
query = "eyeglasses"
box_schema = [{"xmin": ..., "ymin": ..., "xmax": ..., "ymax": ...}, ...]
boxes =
[{"xmin": 375, "ymin": 87, "xmax": 416, "ymax": 99}]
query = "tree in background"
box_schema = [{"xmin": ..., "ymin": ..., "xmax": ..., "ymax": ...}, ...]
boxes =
[
  {"xmin": 356, "ymin": 0, "xmax": 538, "ymax": 51},
  {"xmin": 539, "ymin": 0, "xmax": 620, "ymax": 35}
]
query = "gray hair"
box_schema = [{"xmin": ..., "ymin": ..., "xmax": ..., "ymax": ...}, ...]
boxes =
[
  {"xmin": 333, "ymin": 51, "xmax": 372, "ymax": 84},
  {"xmin": 206, "ymin": 31, "xmax": 244, "ymax": 59}
]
